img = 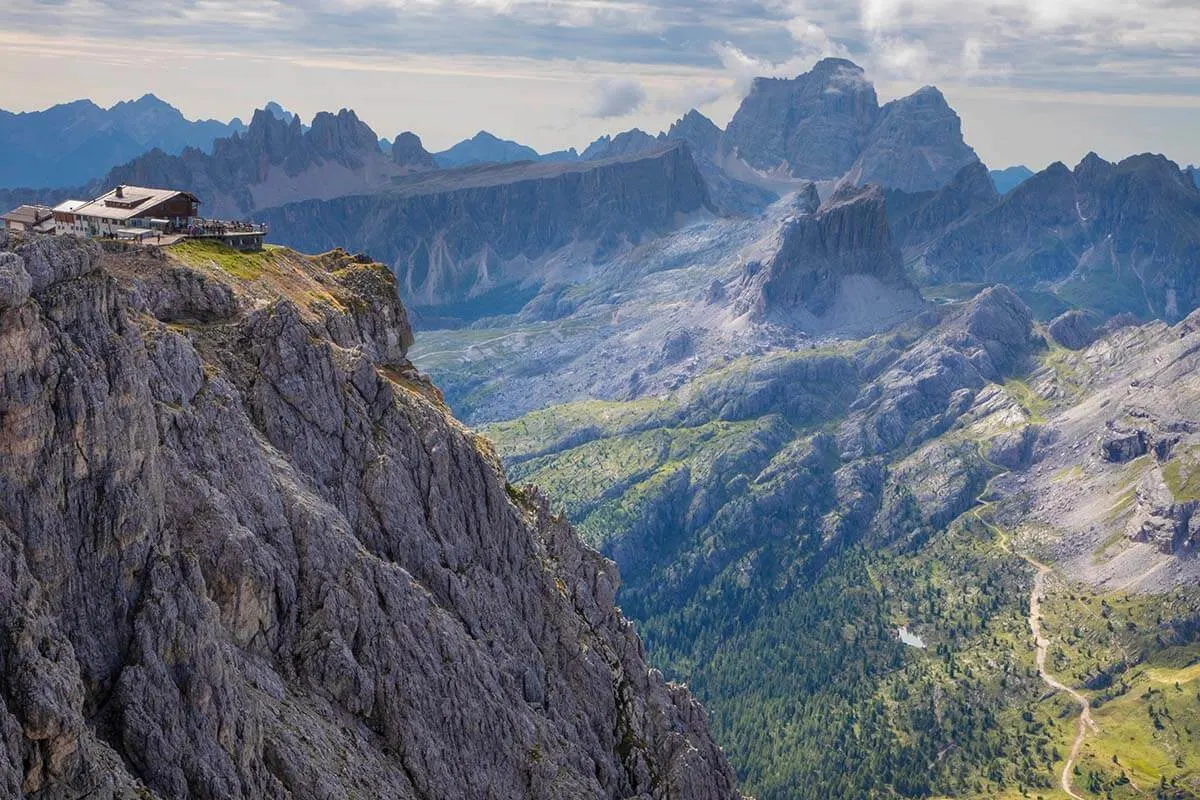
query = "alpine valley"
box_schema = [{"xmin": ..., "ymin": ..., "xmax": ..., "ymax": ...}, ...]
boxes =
[{"xmin": 3, "ymin": 56, "xmax": 1200, "ymax": 800}]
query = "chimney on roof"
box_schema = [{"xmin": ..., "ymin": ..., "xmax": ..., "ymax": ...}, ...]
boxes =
[{"xmin": 116, "ymin": 186, "xmax": 124, "ymax": 199}]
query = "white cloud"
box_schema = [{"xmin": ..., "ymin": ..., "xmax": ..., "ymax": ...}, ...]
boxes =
[
  {"xmin": 588, "ymin": 77, "xmax": 648, "ymax": 118},
  {"xmin": 873, "ymin": 37, "xmax": 929, "ymax": 80},
  {"xmin": 786, "ymin": 18, "xmax": 849, "ymax": 59},
  {"xmin": 961, "ymin": 37, "xmax": 983, "ymax": 76}
]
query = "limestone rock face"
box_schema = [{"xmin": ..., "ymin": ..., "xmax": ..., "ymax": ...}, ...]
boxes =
[
  {"xmin": 722, "ymin": 60, "xmax": 980, "ymax": 193},
  {"xmin": 1047, "ymin": 310, "xmax": 1099, "ymax": 350},
  {"xmin": 845, "ymin": 87, "xmax": 981, "ymax": 193},
  {"xmin": 735, "ymin": 184, "xmax": 923, "ymax": 329},
  {"xmin": 1127, "ymin": 472, "xmax": 1200, "ymax": 554},
  {"xmin": 839, "ymin": 285, "xmax": 1038, "ymax": 458},
  {"xmin": 0, "ymin": 232, "xmax": 742, "ymax": 800},
  {"xmin": 887, "ymin": 161, "xmax": 1000, "ymax": 253},
  {"xmin": 581, "ymin": 129, "xmax": 661, "ymax": 161},
  {"xmin": 391, "ymin": 131, "xmax": 436, "ymax": 170},
  {"xmin": 258, "ymin": 144, "xmax": 714, "ymax": 321},
  {"xmin": 918, "ymin": 153, "xmax": 1200, "ymax": 320},
  {"xmin": 724, "ymin": 58, "xmax": 878, "ymax": 180}
]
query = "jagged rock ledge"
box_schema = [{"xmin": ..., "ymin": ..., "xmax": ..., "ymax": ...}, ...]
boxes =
[{"xmin": 0, "ymin": 232, "xmax": 741, "ymax": 800}]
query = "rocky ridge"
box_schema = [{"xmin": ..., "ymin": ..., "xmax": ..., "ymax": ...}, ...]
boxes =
[
  {"xmin": 0, "ymin": 232, "xmax": 741, "ymax": 800},
  {"xmin": 258, "ymin": 143, "xmax": 714, "ymax": 322},
  {"xmin": 102, "ymin": 107, "xmax": 416, "ymax": 218},
  {"xmin": 914, "ymin": 153, "xmax": 1200, "ymax": 320}
]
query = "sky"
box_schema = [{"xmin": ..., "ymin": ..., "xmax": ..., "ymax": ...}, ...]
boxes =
[{"xmin": 2, "ymin": 0, "xmax": 1199, "ymax": 170}]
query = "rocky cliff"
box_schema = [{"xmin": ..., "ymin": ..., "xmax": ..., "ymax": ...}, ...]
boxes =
[
  {"xmin": 886, "ymin": 161, "xmax": 1000, "ymax": 253},
  {"xmin": 844, "ymin": 87, "xmax": 981, "ymax": 193},
  {"xmin": 257, "ymin": 144, "xmax": 714, "ymax": 324},
  {"xmin": 918, "ymin": 153, "xmax": 1200, "ymax": 320},
  {"xmin": 736, "ymin": 183, "xmax": 923, "ymax": 330},
  {"xmin": 100, "ymin": 108, "xmax": 415, "ymax": 218},
  {"xmin": 580, "ymin": 112, "xmax": 776, "ymax": 214},
  {"xmin": 724, "ymin": 59, "xmax": 879, "ymax": 181},
  {"xmin": 721, "ymin": 60, "xmax": 981, "ymax": 194},
  {"xmin": 0, "ymin": 232, "xmax": 741, "ymax": 800}
]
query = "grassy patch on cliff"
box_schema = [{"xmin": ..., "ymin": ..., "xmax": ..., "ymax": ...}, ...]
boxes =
[
  {"xmin": 166, "ymin": 240, "xmax": 363, "ymax": 316},
  {"xmin": 1163, "ymin": 445, "xmax": 1200, "ymax": 503},
  {"xmin": 168, "ymin": 238, "xmax": 283, "ymax": 279}
]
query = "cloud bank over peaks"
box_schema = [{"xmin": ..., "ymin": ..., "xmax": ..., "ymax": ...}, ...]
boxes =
[{"xmin": 589, "ymin": 78, "xmax": 648, "ymax": 118}]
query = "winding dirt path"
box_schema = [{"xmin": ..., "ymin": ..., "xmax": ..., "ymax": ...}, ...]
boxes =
[{"xmin": 1026, "ymin": 561, "xmax": 1096, "ymax": 800}]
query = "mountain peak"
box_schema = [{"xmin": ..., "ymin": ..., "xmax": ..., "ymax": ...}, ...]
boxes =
[
  {"xmin": 906, "ymin": 85, "xmax": 949, "ymax": 105},
  {"xmin": 391, "ymin": 131, "xmax": 435, "ymax": 169},
  {"xmin": 809, "ymin": 57, "xmax": 865, "ymax": 75},
  {"xmin": 262, "ymin": 101, "xmax": 296, "ymax": 123}
]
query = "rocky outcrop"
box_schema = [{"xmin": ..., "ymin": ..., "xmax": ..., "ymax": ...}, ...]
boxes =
[
  {"xmin": 665, "ymin": 111, "xmax": 778, "ymax": 213},
  {"xmin": 582, "ymin": 129, "xmax": 661, "ymax": 161},
  {"xmin": 1126, "ymin": 471, "xmax": 1200, "ymax": 553},
  {"xmin": 1100, "ymin": 427, "xmax": 1150, "ymax": 463},
  {"xmin": 258, "ymin": 144, "xmax": 714, "ymax": 322},
  {"xmin": 391, "ymin": 131, "xmax": 436, "ymax": 170},
  {"xmin": 838, "ymin": 285, "xmax": 1039, "ymax": 457},
  {"xmin": 1047, "ymin": 309, "xmax": 1099, "ymax": 350},
  {"xmin": 917, "ymin": 153, "xmax": 1200, "ymax": 320},
  {"xmin": 735, "ymin": 183, "xmax": 923, "ymax": 329},
  {"xmin": 0, "ymin": 232, "xmax": 742, "ymax": 800},
  {"xmin": 887, "ymin": 161, "xmax": 1000, "ymax": 254},
  {"xmin": 845, "ymin": 87, "xmax": 980, "ymax": 193}
]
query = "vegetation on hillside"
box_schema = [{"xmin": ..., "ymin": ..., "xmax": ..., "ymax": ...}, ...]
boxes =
[{"xmin": 484, "ymin": 338, "xmax": 1200, "ymax": 800}]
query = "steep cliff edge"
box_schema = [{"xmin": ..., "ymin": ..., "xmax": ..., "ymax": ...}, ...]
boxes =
[{"xmin": 0, "ymin": 233, "xmax": 741, "ymax": 800}]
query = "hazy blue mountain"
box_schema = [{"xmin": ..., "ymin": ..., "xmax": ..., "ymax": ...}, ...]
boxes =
[
  {"xmin": 538, "ymin": 147, "xmax": 581, "ymax": 163},
  {"xmin": 580, "ymin": 129, "xmax": 662, "ymax": 161},
  {"xmin": 0, "ymin": 94, "xmax": 245, "ymax": 188},
  {"xmin": 990, "ymin": 165, "xmax": 1035, "ymax": 194},
  {"xmin": 1189, "ymin": 164, "xmax": 1199, "ymax": 189},
  {"xmin": 433, "ymin": 131, "xmax": 542, "ymax": 167}
]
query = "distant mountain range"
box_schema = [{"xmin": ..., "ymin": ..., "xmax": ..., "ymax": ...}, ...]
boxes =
[
  {"xmin": 5, "ymin": 59, "xmax": 1198, "ymax": 331},
  {"xmin": 894, "ymin": 153, "xmax": 1200, "ymax": 321},
  {"xmin": 0, "ymin": 95, "xmax": 247, "ymax": 188},
  {"xmin": 989, "ymin": 165, "xmax": 1034, "ymax": 194}
]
